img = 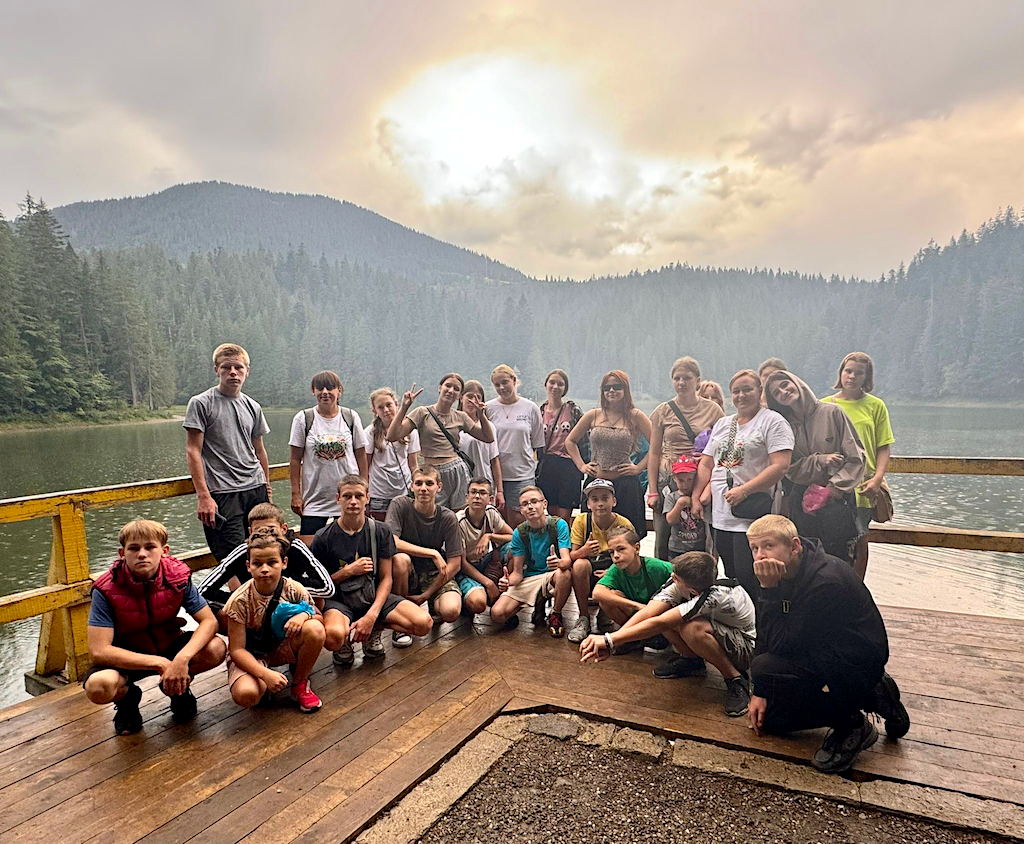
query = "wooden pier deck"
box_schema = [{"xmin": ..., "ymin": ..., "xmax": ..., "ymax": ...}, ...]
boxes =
[{"xmin": 0, "ymin": 604, "xmax": 1021, "ymax": 844}]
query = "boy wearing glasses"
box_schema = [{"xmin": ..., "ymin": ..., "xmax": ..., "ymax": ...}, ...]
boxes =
[
  {"xmin": 455, "ymin": 477, "xmax": 515, "ymax": 613},
  {"xmin": 489, "ymin": 486, "xmax": 573, "ymax": 636}
]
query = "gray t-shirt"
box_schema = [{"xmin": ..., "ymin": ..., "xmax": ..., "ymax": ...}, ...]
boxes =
[
  {"xmin": 385, "ymin": 496, "xmax": 463, "ymax": 573},
  {"xmin": 183, "ymin": 386, "xmax": 270, "ymax": 493}
]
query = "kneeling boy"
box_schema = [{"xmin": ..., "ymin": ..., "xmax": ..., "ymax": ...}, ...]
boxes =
[
  {"xmin": 489, "ymin": 487, "xmax": 572, "ymax": 636},
  {"xmin": 567, "ymin": 479, "xmax": 636, "ymax": 643},
  {"xmin": 385, "ymin": 466, "xmax": 465, "ymax": 639},
  {"xmin": 311, "ymin": 475, "xmax": 432, "ymax": 665},
  {"xmin": 199, "ymin": 502, "xmax": 334, "ymax": 631},
  {"xmin": 455, "ymin": 477, "xmax": 515, "ymax": 614},
  {"xmin": 84, "ymin": 519, "xmax": 226, "ymax": 736},
  {"xmin": 224, "ymin": 531, "xmax": 326, "ymax": 713},
  {"xmin": 580, "ymin": 550, "xmax": 755, "ymax": 717},
  {"xmin": 591, "ymin": 527, "xmax": 673, "ymax": 630}
]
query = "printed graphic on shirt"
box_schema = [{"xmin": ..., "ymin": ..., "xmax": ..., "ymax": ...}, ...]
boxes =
[{"xmin": 312, "ymin": 432, "xmax": 350, "ymax": 462}]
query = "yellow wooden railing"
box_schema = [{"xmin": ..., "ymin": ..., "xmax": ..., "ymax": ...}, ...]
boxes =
[{"xmin": 0, "ymin": 457, "xmax": 1022, "ymax": 692}]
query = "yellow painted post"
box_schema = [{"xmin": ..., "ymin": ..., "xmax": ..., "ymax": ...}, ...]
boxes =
[{"xmin": 34, "ymin": 502, "xmax": 92, "ymax": 681}]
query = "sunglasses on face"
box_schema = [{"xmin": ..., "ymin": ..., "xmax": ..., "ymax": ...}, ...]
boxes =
[{"xmin": 602, "ymin": 384, "xmax": 625, "ymax": 393}]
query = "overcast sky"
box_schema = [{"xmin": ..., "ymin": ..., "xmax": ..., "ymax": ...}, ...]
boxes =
[{"xmin": 2, "ymin": 1, "xmax": 1023, "ymax": 280}]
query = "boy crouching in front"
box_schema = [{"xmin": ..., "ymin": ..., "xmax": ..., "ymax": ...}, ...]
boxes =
[
  {"xmin": 224, "ymin": 530, "xmax": 326, "ymax": 712},
  {"xmin": 84, "ymin": 519, "xmax": 226, "ymax": 736},
  {"xmin": 580, "ymin": 551, "xmax": 755, "ymax": 717}
]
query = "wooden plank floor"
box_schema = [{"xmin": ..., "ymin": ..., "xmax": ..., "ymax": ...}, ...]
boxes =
[{"xmin": 0, "ymin": 605, "xmax": 1021, "ymax": 844}]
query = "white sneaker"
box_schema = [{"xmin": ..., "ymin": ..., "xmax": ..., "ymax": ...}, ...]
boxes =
[
  {"xmin": 392, "ymin": 630, "xmax": 413, "ymax": 648},
  {"xmin": 332, "ymin": 641, "xmax": 354, "ymax": 666},
  {"xmin": 364, "ymin": 629, "xmax": 385, "ymax": 658},
  {"xmin": 567, "ymin": 616, "xmax": 591, "ymax": 644}
]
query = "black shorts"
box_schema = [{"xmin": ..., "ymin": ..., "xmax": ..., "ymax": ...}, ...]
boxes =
[
  {"xmin": 82, "ymin": 632, "xmax": 193, "ymax": 687},
  {"xmin": 537, "ymin": 455, "xmax": 583, "ymax": 509},
  {"xmin": 300, "ymin": 514, "xmax": 331, "ymax": 535},
  {"xmin": 204, "ymin": 486, "xmax": 270, "ymax": 561},
  {"xmin": 323, "ymin": 592, "xmax": 404, "ymax": 623}
]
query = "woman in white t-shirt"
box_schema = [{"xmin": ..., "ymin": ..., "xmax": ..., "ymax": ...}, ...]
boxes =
[
  {"xmin": 486, "ymin": 364, "xmax": 545, "ymax": 527},
  {"xmin": 365, "ymin": 387, "xmax": 421, "ymax": 521},
  {"xmin": 459, "ymin": 381, "xmax": 501, "ymax": 498},
  {"xmin": 289, "ymin": 371, "xmax": 369, "ymax": 542},
  {"xmin": 692, "ymin": 369, "xmax": 793, "ymax": 602}
]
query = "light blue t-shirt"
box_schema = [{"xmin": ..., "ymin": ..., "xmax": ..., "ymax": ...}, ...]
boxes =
[{"xmin": 507, "ymin": 517, "xmax": 571, "ymax": 576}]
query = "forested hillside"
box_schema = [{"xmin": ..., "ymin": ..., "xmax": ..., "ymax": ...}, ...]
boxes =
[
  {"xmin": 1, "ymin": 193, "xmax": 1021, "ymax": 420},
  {"xmin": 52, "ymin": 182, "xmax": 528, "ymax": 285}
]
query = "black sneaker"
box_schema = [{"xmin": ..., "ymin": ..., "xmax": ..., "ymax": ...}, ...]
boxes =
[
  {"xmin": 724, "ymin": 676, "xmax": 751, "ymax": 717},
  {"xmin": 643, "ymin": 634, "xmax": 670, "ymax": 653},
  {"xmin": 113, "ymin": 683, "xmax": 143, "ymax": 736},
  {"xmin": 531, "ymin": 598, "xmax": 548, "ymax": 627},
  {"xmin": 869, "ymin": 673, "xmax": 910, "ymax": 739},
  {"xmin": 653, "ymin": 656, "xmax": 706, "ymax": 679},
  {"xmin": 812, "ymin": 716, "xmax": 878, "ymax": 774},
  {"xmin": 169, "ymin": 688, "xmax": 198, "ymax": 723},
  {"xmin": 503, "ymin": 613, "xmax": 520, "ymax": 629}
]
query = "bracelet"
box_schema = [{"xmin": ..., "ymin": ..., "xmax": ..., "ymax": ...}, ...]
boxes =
[{"xmin": 604, "ymin": 632, "xmax": 616, "ymax": 655}]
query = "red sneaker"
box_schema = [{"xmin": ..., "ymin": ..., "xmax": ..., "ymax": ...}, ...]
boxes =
[
  {"xmin": 547, "ymin": 611, "xmax": 564, "ymax": 638},
  {"xmin": 290, "ymin": 680, "xmax": 322, "ymax": 713}
]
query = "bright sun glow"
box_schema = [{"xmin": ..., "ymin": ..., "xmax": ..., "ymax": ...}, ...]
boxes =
[{"xmin": 377, "ymin": 54, "xmax": 704, "ymax": 209}]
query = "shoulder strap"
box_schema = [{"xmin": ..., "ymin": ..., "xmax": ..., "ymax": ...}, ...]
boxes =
[
  {"xmin": 304, "ymin": 408, "xmax": 315, "ymax": 439},
  {"xmin": 426, "ymin": 406, "xmax": 461, "ymax": 451},
  {"xmin": 260, "ymin": 576, "xmax": 286, "ymax": 641},
  {"xmin": 679, "ymin": 578, "xmax": 739, "ymax": 622},
  {"xmin": 667, "ymin": 401, "xmax": 698, "ymax": 444},
  {"xmin": 547, "ymin": 517, "xmax": 560, "ymax": 555},
  {"xmin": 366, "ymin": 520, "xmax": 377, "ymax": 578},
  {"xmin": 586, "ymin": 511, "xmax": 592, "ymax": 539},
  {"xmin": 516, "ymin": 521, "xmax": 533, "ymax": 565},
  {"xmin": 341, "ymin": 407, "xmax": 354, "ymax": 436}
]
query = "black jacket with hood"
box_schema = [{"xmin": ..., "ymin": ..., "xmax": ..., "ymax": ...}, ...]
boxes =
[{"xmin": 755, "ymin": 537, "xmax": 888, "ymax": 697}]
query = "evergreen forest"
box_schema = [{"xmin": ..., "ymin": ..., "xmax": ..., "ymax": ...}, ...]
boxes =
[{"xmin": 1, "ymin": 183, "xmax": 1022, "ymax": 420}]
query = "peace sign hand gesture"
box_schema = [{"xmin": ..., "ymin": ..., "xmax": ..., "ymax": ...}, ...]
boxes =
[{"xmin": 402, "ymin": 383, "xmax": 424, "ymax": 409}]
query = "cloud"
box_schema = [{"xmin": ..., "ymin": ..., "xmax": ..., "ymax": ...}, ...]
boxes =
[{"xmin": 2, "ymin": 1, "xmax": 1024, "ymax": 283}]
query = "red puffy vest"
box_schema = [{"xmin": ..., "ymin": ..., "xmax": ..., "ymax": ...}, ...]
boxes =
[{"xmin": 92, "ymin": 555, "xmax": 192, "ymax": 654}]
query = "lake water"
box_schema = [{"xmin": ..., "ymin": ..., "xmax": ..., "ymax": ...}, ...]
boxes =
[{"xmin": 0, "ymin": 402, "xmax": 1022, "ymax": 707}]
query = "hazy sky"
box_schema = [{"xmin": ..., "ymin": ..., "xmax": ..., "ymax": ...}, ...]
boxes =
[{"xmin": 3, "ymin": 1, "xmax": 1023, "ymax": 280}]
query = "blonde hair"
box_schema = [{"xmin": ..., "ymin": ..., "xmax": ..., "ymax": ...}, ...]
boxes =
[
  {"xmin": 212, "ymin": 343, "xmax": 250, "ymax": 368},
  {"xmin": 370, "ymin": 386, "xmax": 407, "ymax": 451},
  {"xmin": 834, "ymin": 352, "xmax": 875, "ymax": 392},
  {"xmin": 746, "ymin": 514, "xmax": 798, "ymax": 544},
  {"xmin": 729, "ymin": 369, "xmax": 762, "ymax": 392},
  {"xmin": 671, "ymin": 357, "xmax": 701, "ymax": 380},
  {"xmin": 491, "ymin": 364, "xmax": 517, "ymax": 383},
  {"xmin": 118, "ymin": 518, "xmax": 168, "ymax": 547},
  {"xmin": 699, "ymin": 380, "xmax": 725, "ymax": 409},
  {"xmin": 461, "ymin": 379, "xmax": 486, "ymax": 403},
  {"xmin": 248, "ymin": 502, "xmax": 286, "ymax": 525}
]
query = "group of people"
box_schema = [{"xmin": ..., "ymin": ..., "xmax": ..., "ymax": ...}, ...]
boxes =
[{"xmin": 82, "ymin": 342, "xmax": 905, "ymax": 775}]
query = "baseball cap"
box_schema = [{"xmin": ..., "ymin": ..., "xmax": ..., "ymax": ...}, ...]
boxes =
[
  {"xmin": 671, "ymin": 455, "xmax": 699, "ymax": 474},
  {"xmin": 584, "ymin": 478, "xmax": 616, "ymax": 497}
]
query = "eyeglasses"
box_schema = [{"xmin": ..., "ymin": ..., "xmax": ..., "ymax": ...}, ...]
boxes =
[
  {"xmin": 467, "ymin": 489, "xmax": 489, "ymax": 497},
  {"xmin": 602, "ymin": 384, "xmax": 625, "ymax": 393},
  {"xmin": 520, "ymin": 498, "xmax": 545, "ymax": 508}
]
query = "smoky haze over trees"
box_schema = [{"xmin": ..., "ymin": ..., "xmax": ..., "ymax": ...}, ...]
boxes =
[{"xmin": 0, "ymin": 183, "xmax": 1020, "ymax": 420}]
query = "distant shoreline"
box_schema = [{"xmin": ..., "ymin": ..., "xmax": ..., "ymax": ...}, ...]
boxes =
[{"xmin": 0, "ymin": 397, "xmax": 1020, "ymax": 435}]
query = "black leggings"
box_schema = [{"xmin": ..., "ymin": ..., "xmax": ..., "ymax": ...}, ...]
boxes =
[
  {"xmin": 713, "ymin": 528, "xmax": 758, "ymax": 603},
  {"xmin": 751, "ymin": 653, "xmax": 878, "ymax": 734}
]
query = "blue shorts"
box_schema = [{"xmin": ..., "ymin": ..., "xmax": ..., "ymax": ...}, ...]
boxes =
[{"xmin": 455, "ymin": 573, "xmax": 486, "ymax": 598}]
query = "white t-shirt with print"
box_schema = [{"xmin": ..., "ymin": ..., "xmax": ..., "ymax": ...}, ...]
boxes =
[
  {"xmin": 484, "ymin": 397, "xmax": 545, "ymax": 483},
  {"xmin": 288, "ymin": 408, "xmax": 368, "ymax": 516},
  {"xmin": 365, "ymin": 424, "xmax": 421, "ymax": 501},
  {"xmin": 702, "ymin": 408, "xmax": 794, "ymax": 532}
]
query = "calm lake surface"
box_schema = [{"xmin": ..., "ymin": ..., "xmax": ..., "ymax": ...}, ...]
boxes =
[{"xmin": 0, "ymin": 402, "xmax": 1022, "ymax": 707}]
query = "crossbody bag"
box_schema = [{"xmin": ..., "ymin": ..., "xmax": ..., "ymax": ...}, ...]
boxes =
[{"xmin": 425, "ymin": 407, "xmax": 476, "ymax": 475}]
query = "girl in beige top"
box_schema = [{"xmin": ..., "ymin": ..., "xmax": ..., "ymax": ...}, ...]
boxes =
[
  {"xmin": 566, "ymin": 370, "xmax": 652, "ymax": 540},
  {"xmin": 647, "ymin": 357, "xmax": 725, "ymax": 560},
  {"xmin": 387, "ymin": 373, "xmax": 494, "ymax": 509}
]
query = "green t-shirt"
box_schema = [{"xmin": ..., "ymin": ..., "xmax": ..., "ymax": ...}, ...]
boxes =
[
  {"xmin": 596, "ymin": 556, "xmax": 673, "ymax": 604},
  {"xmin": 821, "ymin": 393, "xmax": 895, "ymax": 508}
]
